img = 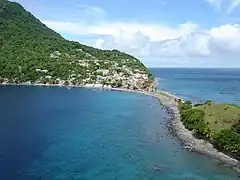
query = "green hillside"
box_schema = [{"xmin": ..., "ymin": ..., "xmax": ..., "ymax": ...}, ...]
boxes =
[{"xmin": 0, "ymin": 0, "xmax": 154, "ymax": 90}]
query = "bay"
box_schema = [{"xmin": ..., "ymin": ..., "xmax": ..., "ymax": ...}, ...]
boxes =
[{"xmin": 0, "ymin": 86, "xmax": 238, "ymax": 179}]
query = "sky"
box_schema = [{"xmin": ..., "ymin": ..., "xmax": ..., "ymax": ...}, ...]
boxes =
[{"xmin": 13, "ymin": 0, "xmax": 240, "ymax": 67}]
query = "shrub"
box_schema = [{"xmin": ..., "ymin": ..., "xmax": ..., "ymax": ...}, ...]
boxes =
[
  {"xmin": 179, "ymin": 100, "xmax": 192, "ymax": 111},
  {"xmin": 179, "ymin": 101, "xmax": 207, "ymax": 135},
  {"xmin": 214, "ymin": 129, "xmax": 240, "ymax": 159},
  {"xmin": 232, "ymin": 120, "xmax": 240, "ymax": 134},
  {"xmin": 181, "ymin": 108, "xmax": 206, "ymax": 134},
  {"xmin": 204, "ymin": 100, "xmax": 213, "ymax": 105}
]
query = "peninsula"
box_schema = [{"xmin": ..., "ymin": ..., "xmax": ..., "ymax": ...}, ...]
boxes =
[{"xmin": 1, "ymin": 0, "xmax": 239, "ymax": 173}]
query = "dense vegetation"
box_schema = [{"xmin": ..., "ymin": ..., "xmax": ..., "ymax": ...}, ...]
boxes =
[
  {"xmin": 0, "ymin": 0, "xmax": 153, "ymax": 87},
  {"xmin": 179, "ymin": 100, "xmax": 240, "ymax": 159}
]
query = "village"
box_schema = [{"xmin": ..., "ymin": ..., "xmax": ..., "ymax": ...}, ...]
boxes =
[{"xmin": 0, "ymin": 58, "xmax": 156, "ymax": 92}]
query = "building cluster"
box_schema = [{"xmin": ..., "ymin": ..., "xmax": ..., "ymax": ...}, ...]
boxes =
[{"xmin": 0, "ymin": 52, "xmax": 156, "ymax": 92}]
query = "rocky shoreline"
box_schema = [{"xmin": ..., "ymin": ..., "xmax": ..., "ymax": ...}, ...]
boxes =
[
  {"xmin": 154, "ymin": 91, "xmax": 240, "ymax": 173},
  {"xmin": 1, "ymin": 83, "xmax": 239, "ymax": 172},
  {"xmin": 113, "ymin": 87, "xmax": 240, "ymax": 173}
]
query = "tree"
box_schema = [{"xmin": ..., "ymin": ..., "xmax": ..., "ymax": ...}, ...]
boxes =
[{"xmin": 0, "ymin": 0, "xmax": 153, "ymax": 88}]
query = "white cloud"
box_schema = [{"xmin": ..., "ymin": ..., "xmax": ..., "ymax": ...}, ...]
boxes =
[
  {"xmin": 228, "ymin": 0, "xmax": 240, "ymax": 12},
  {"xmin": 205, "ymin": 0, "xmax": 223, "ymax": 9},
  {"xmin": 139, "ymin": 32, "xmax": 211, "ymax": 58},
  {"xmin": 209, "ymin": 24, "xmax": 240, "ymax": 54},
  {"xmin": 43, "ymin": 20, "xmax": 240, "ymax": 67},
  {"xmin": 43, "ymin": 20, "xmax": 198, "ymax": 41},
  {"xmin": 205, "ymin": 0, "xmax": 240, "ymax": 13},
  {"xmin": 76, "ymin": 5, "xmax": 106, "ymax": 18},
  {"xmin": 13, "ymin": 0, "xmax": 240, "ymax": 67}
]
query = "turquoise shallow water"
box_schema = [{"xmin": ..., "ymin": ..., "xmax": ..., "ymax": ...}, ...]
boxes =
[{"xmin": 0, "ymin": 86, "xmax": 239, "ymax": 179}]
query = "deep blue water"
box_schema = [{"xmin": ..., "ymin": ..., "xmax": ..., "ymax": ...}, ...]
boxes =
[
  {"xmin": 0, "ymin": 86, "xmax": 239, "ymax": 180},
  {"xmin": 150, "ymin": 68, "xmax": 240, "ymax": 104}
]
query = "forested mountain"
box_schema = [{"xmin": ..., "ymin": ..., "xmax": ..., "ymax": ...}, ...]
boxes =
[{"xmin": 0, "ymin": 0, "xmax": 154, "ymax": 91}]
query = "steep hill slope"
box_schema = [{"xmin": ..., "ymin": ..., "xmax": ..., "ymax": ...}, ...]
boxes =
[{"xmin": 0, "ymin": 0, "xmax": 155, "ymax": 91}]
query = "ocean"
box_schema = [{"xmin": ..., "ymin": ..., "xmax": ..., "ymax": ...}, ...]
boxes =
[
  {"xmin": 150, "ymin": 68, "xmax": 240, "ymax": 104},
  {"xmin": 0, "ymin": 85, "xmax": 239, "ymax": 180}
]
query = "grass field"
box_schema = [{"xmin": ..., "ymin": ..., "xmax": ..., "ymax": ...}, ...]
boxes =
[{"xmin": 195, "ymin": 104, "xmax": 240, "ymax": 132}]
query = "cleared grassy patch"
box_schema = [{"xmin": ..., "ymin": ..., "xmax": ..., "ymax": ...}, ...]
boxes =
[{"xmin": 195, "ymin": 104, "xmax": 240, "ymax": 132}]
